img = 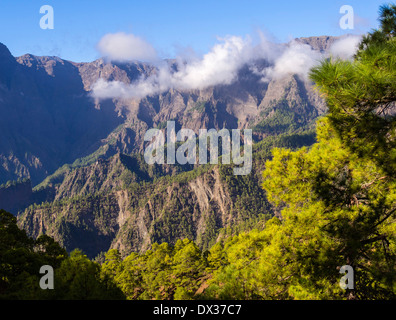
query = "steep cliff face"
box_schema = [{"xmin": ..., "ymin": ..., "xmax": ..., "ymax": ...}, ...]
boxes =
[
  {"xmin": 17, "ymin": 131, "xmax": 316, "ymax": 259},
  {"xmin": 0, "ymin": 37, "xmax": 331, "ymax": 185},
  {"xmin": 18, "ymin": 164, "xmax": 267, "ymax": 258},
  {"xmin": 0, "ymin": 47, "xmax": 124, "ymax": 185},
  {"xmin": 111, "ymin": 166, "xmax": 237, "ymax": 255}
]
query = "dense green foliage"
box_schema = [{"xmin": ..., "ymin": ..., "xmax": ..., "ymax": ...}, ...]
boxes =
[{"xmin": 0, "ymin": 209, "xmax": 124, "ymax": 299}]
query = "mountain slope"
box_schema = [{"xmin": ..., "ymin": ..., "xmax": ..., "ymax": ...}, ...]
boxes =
[
  {"xmin": 0, "ymin": 45, "xmax": 124, "ymax": 185},
  {"xmin": 0, "ymin": 37, "xmax": 330, "ymax": 186},
  {"xmin": 17, "ymin": 132, "xmax": 316, "ymax": 258}
]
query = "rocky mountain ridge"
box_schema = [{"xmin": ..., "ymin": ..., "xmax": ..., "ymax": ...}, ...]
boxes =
[
  {"xmin": 17, "ymin": 132, "xmax": 316, "ymax": 258},
  {"xmin": 0, "ymin": 37, "xmax": 331, "ymax": 186}
]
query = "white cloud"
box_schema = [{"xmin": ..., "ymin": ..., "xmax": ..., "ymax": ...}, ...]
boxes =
[
  {"xmin": 170, "ymin": 35, "xmax": 255, "ymax": 90},
  {"xmin": 92, "ymin": 35, "xmax": 259, "ymax": 99},
  {"xmin": 92, "ymin": 31, "xmax": 353, "ymax": 100},
  {"xmin": 261, "ymin": 40, "xmax": 323, "ymax": 81},
  {"xmin": 90, "ymin": 78, "xmax": 153, "ymax": 100},
  {"xmin": 329, "ymin": 35, "xmax": 362, "ymax": 60},
  {"xmin": 96, "ymin": 32, "xmax": 158, "ymax": 62}
]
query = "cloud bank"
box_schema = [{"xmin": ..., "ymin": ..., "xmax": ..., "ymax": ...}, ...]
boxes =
[{"xmin": 91, "ymin": 32, "xmax": 362, "ymax": 100}]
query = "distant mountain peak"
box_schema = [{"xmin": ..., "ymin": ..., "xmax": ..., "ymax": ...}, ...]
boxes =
[
  {"xmin": 0, "ymin": 42, "xmax": 12, "ymax": 57},
  {"xmin": 295, "ymin": 35, "xmax": 341, "ymax": 53}
]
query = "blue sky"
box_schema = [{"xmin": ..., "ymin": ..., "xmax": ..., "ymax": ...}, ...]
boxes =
[{"xmin": 0, "ymin": 0, "xmax": 387, "ymax": 62}]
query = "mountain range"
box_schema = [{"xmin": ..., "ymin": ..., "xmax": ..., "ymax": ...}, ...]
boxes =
[{"xmin": 0, "ymin": 36, "xmax": 336, "ymax": 258}]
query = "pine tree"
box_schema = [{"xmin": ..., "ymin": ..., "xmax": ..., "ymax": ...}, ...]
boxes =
[{"xmin": 206, "ymin": 4, "xmax": 396, "ymax": 300}]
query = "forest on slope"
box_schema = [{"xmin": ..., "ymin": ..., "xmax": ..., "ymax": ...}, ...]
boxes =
[{"xmin": 16, "ymin": 131, "xmax": 315, "ymax": 259}]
